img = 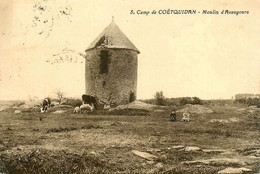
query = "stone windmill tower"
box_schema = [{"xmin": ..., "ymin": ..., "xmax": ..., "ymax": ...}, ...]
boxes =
[{"xmin": 84, "ymin": 20, "xmax": 140, "ymax": 105}]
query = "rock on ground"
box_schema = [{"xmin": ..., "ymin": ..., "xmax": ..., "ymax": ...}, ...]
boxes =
[
  {"xmin": 217, "ymin": 167, "xmax": 252, "ymax": 174},
  {"xmin": 210, "ymin": 117, "xmax": 241, "ymax": 123},
  {"xmin": 182, "ymin": 158, "xmax": 246, "ymax": 166},
  {"xmin": 246, "ymin": 149, "xmax": 260, "ymax": 157},
  {"xmin": 153, "ymin": 109, "xmax": 165, "ymax": 113},
  {"xmin": 155, "ymin": 163, "xmax": 163, "ymax": 168},
  {"xmin": 147, "ymin": 163, "xmax": 163, "ymax": 173},
  {"xmin": 171, "ymin": 145, "xmax": 185, "ymax": 150},
  {"xmin": 146, "ymin": 148, "xmax": 161, "ymax": 152},
  {"xmin": 184, "ymin": 146, "xmax": 201, "ymax": 152},
  {"xmin": 159, "ymin": 154, "xmax": 167, "ymax": 160},
  {"xmin": 114, "ymin": 100, "xmax": 158, "ymax": 111},
  {"xmin": 202, "ymin": 149, "xmax": 227, "ymax": 153},
  {"xmin": 53, "ymin": 110, "xmax": 65, "ymax": 114},
  {"xmin": 0, "ymin": 144, "xmax": 5, "ymax": 151},
  {"xmin": 132, "ymin": 150, "xmax": 158, "ymax": 161},
  {"xmin": 14, "ymin": 110, "xmax": 21, "ymax": 114},
  {"xmin": 228, "ymin": 117, "xmax": 241, "ymax": 122}
]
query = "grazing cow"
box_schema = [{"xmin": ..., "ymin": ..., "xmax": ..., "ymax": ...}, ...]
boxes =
[
  {"xmin": 181, "ymin": 111, "xmax": 190, "ymax": 122},
  {"xmin": 41, "ymin": 98, "xmax": 51, "ymax": 113},
  {"xmin": 82, "ymin": 94, "xmax": 98, "ymax": 109},
  {"xmin": 80, "ymin": 104, "xmax": 94, "ymax": 113},
  {"xmin": 73, "ymin": 106, "xmax": 80, "ymax": 114}
]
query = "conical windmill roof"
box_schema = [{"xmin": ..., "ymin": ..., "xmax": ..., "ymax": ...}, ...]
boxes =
[{"xmin": 85, "ymin": 21, "xmax": 140, "ymax": 54}]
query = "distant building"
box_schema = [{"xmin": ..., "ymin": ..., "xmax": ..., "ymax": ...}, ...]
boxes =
[
  {"xmin": 235, "ymin": 94, "xmax": 260, "ymax": 99},
  {"xmin": 84, "ymin": 20, "xmax": 140, "ymax": 105}
]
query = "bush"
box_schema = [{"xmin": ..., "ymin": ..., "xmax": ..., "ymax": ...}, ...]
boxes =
[
  {"xmin": 179, "ymin": 97, "xmax": 203, "ymax": 106},
  {"xmin": 180, "ymin": 98, "xmax": 189, "ymax": 106},
  {"xmin": 234, "ymin": 98, "xmax": 247, "ymax": 105},
  {"xmin": 56, "ymin": 90, "xmax": 66, "ymax": 104},
  {"xmin": 65, "ymin": 98, "xmax": 82, "ymax": 107},
  {"xmin": 235, "ymin": 97, "xmax": 260, "ymax": 108},
  {"xmin": 163, "ymin": 98, "xmax": 177, "ymax": 106},
  {"xmin": 192, "ymin": 97, "xmax": 203, "ymax": 105},
  {"xmin": 247, "ymin": 98, "xmax": 260, "ymax": 107},
  {"xmin": 154, "ymin": 91, "xmax": 166, "ymax": 106}
]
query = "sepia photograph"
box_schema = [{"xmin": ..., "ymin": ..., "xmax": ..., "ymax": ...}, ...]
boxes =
[{"xmin": 0, "ymin": 0, "xmax": 260, "ymax": 173}]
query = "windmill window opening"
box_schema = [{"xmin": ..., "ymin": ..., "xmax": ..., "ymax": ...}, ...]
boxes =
[{"xmin": 100, "ymin": 50, "xmax": 109, "ymax": 74}]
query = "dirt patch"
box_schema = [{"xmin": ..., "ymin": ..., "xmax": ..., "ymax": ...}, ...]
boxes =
[
  {"xmin": 110, "ymin": 121, "xmax": 122, "ymax": 126},
  {"xmin": 46, "ymin": 124, "xmax": 102, "ymax": 133},
  {"xmin": 46, "ymin": 127, "xmax": 77, "ymax": 133}
]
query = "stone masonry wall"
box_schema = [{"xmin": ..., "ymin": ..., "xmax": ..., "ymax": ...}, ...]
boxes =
[{"xmin": 85, "ymin": 48, "xmax": 138, "ymax": 105}]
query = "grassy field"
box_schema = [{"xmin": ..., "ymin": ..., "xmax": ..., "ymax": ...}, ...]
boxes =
[{"xmin": 0, "ymin": 101, "xmax": 259, "ymax": 173}]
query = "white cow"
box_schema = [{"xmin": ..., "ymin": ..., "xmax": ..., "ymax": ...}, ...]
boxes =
[
  {"xmin": 73, "ymin": 106, "xmax": 80, "ymax": 114},
  {"xmin": 80, "ymin": 104, "xmax": 94, "ymax": 113},
  {"xmin": 41, "ymin": 108, "xmax": 47, "ymax": 113}
]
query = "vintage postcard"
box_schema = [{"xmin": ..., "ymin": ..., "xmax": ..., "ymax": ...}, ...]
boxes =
[{"xmin": 0, "ymin": 0, "xmax": 259, "ymax": 173}]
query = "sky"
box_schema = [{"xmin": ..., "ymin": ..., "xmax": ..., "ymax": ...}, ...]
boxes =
[{"xmin": 0, "ymin": 0, "xmax": 259, "ymax": 100}]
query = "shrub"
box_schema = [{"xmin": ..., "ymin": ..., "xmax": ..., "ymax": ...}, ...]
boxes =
[
  {"xmin": 154, "ymin": 91, "xmax": 166, "ymax": 106},
  {"xmin": 180, "ymin": 98, "xmax": 189, "ymax": 106},
  {"xmin": 56, "ymin": 90, "xmax": 66, "ymax": 104},
  {"xmin": 235, "ymin": 97, "xmax": 260, "ymax": 108},
  {"xmin": 164, "ymin": 98, "xmax": 177, "ymax": 106},
  {"xmin": 179, "ymin": 97, "xmax": 203, "ymax": 106},
  {"xmin": 234, "ymin": 98, "xmax": 247, "ymax": 105},
  {"xmin": 65, "ymin": 98, "xmax": 82, "ymax": 107},
  {"xmin": 192, "ymin": 97, "xmax": 203, "ymax": 105},
  {"xmin": 247, "ymin": 98, "xmax": 260, "ymax": 107}
]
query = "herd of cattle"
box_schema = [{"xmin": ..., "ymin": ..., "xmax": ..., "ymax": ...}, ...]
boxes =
[
  {"xmin": 41, "ymin": 94, "xmax": 190, "ymax": 122},
  {"xmin": 41, "ymin": 94, "xmax": 104, "ymax": 114}
]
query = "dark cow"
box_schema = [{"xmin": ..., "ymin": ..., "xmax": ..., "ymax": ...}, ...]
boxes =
[
  {"xmin": 41, "ymin": 98, "xmax": 51, "ymax": 113},
  {"xmin": 82, "ymin": 94, "xmax": 98, "ymax": 109}
]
